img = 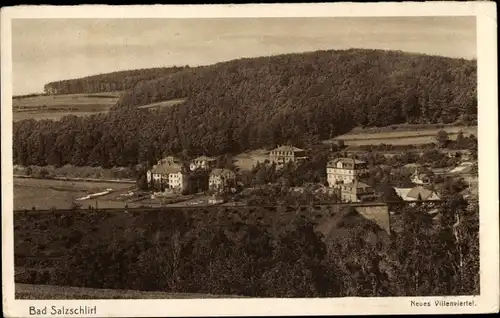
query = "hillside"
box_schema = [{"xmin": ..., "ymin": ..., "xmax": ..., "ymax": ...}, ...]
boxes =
[
  {"xmin": 13, "ymin": 49, "xmax": 477, "ymax": 167},
  {"xmin": 13, "ymin": 92, "xmax": 122, "ymax": 122},
  {"xmin": 14, "ymin": 201, "xmax": 479, "ymax": 297}
]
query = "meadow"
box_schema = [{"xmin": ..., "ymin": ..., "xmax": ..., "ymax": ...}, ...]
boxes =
[
  {"xmin": 13, "ymin": 178, "xmax": 135, "ymax": 210},
  {"xmin": 137, "ymin": 98, "xmax": 187, "ymax": 110},
  {"xmin": 234, "ymin": 149, "xmax": 269, "ymax": 171},
  {"xmin": 331, "ymin": 125, "xmax": 477, "ymax": 146},
  {"xmin": 12, "ymin": 92, "xmax": 122, "ymax": 121}
]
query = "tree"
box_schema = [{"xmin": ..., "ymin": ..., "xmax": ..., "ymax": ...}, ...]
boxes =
[
  {"xmin": 137, "ymin": 174, "xmax": 149, "ymax": 190},
  {"xmin": 455, "ymin": 131, "xmax": 467, "ymax": 149},
  {"xmin": 70, "ymin": 201, "xmax": 82, "ymax": 210},
  {"xmin": 38, "ymin": 168, "xmax": 50, "ymax": 179},
  {"xmin": 436, "ymin": 130, "xmax": 450, "ymax": 148},
  {"xmin": 378, "ymin": 183, "xmax": 402, "ymax": 202}
]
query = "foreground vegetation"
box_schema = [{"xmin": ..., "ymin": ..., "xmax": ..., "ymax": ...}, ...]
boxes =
[
  {"xmin": 15, "ymin": 196, "xmax": 479, "ymax": 297},
  {"xmin": 13, "ymin": 49, "xmax": 476, "ymax": 168},
  {"xmin": 16, "ymin": 283, "xmax": 243, "ymax": 299}
]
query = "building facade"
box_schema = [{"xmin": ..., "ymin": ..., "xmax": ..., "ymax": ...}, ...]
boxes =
[
  {"xmin": 411, "ymin": 168, "xmax": 431, "ymax": 185},
  {"xmin": 337, "ymin": 181, "xmax": 378, "ymax": 203},
  {"xmin": 190, "ymin": 156, "xmax": 217, "ymax": 171},
  {"xmin": 269, "ymin": 145, "xmax": 307, "ymax": 166},
  {"xmin": 209, "ymin": 168, "xmax": 236, "ymax": 192},
  {"xmin": 327, "ymin": 158, "xmax": 369, "ymax": 187},
  {"xmin": 147, "ymin": 157, "xmax": 189, "ymax": 192}
]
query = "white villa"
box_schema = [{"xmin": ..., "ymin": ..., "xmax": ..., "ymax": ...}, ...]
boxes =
[
  {"xmin": 327, "ymin": 157, "xmax": 369, "ymax": 187},
  {"xmin": 147, "ymin": 156, "xmax": 189, "ymax": 193}
]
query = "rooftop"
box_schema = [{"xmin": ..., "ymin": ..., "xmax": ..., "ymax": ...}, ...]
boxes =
[
  {"xmin": 271, "ymin": 145, "xmax": 305, "ymax": 152},
  {"xmin": 151, "ymin": 161, "xmax": 183, "ymax": 174},
  {"xmin": 193, "ymin": 156, "xmax": 217, "ymax": 161},
  {"xmin": 341, "ymin": 180, "xmax": 371, "ymax": 188},
  {"xmin": 327, "ymin": 157, "xmax": 366, "ymax": 167},
  {"xmin": 210, "ymin": 168, "xmax": 235, "ymax": 177},
  {"xmin": 157, "ymin": 156, "xmax": 181, "ymax": 165},
  {"xmin": 394, "ymin": 186, "xmax": 440, "ymax": 201}
]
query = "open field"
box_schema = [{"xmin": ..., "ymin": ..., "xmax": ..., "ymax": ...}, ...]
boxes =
[
  {"xmin": 14, "ymin": 178, "xmax": 135, "ymax": 210},
  {"xmin": 12, "ymin": 92, "xmax": 122, "ymax": 122},
  {"xmin": 137, "ymin": 98, "xmax": 187, "ymax": 110},
  {"xmin": 329, "ymin": 126, "xmax": 477, "ymax": 146},
  {"xmin": 347, "ymin": 123, "xmax": 477, "ymax": 135},
  {"xmin": 234, "ymin": 149, "xmax": 269, "ymax": 171},
  {"xmin": 16, "ymin": 284, "xmax": 244, "ymax": 299}
]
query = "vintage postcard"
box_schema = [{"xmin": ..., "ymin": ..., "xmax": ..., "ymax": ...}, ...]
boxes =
[{"xmin": 1, "ymin": 2, "xmax": 498, "ymax": 317}]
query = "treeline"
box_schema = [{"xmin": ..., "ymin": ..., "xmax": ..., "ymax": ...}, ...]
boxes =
[
  {"xmin": 15, "ymin": 197, "xmax": 479, "ymax": 297},
  {"xmin": 43, "ymin": 66, "xmax": 189, "ymax": 95},
  {"xmin": 14, "ymin": 49, "xmax": 477, "ymax": 167}
]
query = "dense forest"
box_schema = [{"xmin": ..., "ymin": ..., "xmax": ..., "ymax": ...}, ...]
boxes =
[
  {"xmin": 43, "ymin": 66, "xmax": 189, "ymax": 94},
  {"xmin": 14, "ymin": 49, "xmax": 477, "ymax": 168},
  {"xmin": 15, "ymin": 197, "xmax": 479, "ymax": 297}
]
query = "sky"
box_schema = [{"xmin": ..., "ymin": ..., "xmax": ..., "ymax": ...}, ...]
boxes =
[{"xmin": 11, "ymin": 17, "xmax": 476, "ymax": 95}]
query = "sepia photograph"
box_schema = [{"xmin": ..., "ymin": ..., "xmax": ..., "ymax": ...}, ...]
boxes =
[{"xmin": 2, "ymin": 3, "xmax": 498, "ymax": 317}]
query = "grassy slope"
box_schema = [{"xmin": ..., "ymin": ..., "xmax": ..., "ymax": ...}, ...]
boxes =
[
  {"xmin": 14, "ymin": 178, "xmax": 134, "ymax": 210},
  {"xmin": 330, "ymin": 125, "xmax": 477, "ymax": 146},
  {"xmin": 137, "ymin": 98, "xmax": 187, "ymax": 109},
  {"xmin": 12, "ymin": 92, "xmax": 122, "ymax": 121}
]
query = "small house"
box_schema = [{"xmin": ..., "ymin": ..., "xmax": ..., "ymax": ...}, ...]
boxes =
[
  {"xmin": 209, "ymin": 168, "xmax": 236, "ymax": 192},
  {"xmin": 269, "ymin": 145, "xmax": 307, "ymax": 166},
  {"xmin": 190, "ymin": 156, "xmax": 217, "ymax": 171}
]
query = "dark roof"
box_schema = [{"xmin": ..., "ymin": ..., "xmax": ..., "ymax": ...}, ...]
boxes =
[
  {"xmin": 327, "ymin": 157, "xmax": 366, "ymax": 167},
  {"xmin": 353, "ymin": 181, "xmax": 371, "ymax": 189},
  {"xmin": 210, "ymin": 168, "xmax": 235, "ymax": 177},
  {"xmin": 193, "ymin": 156, "xmax": 216, "ymax": 161},
  {"xmin": 271, "ymin": 145, "xmax": 304, "ymax": 152},
  {"xmin": 407, "ymin": 187, "xmax": 439, "ymax": 200},
  {"xmin": 151, "ymin": 162, "xmax": 183, "ymax": 174}
]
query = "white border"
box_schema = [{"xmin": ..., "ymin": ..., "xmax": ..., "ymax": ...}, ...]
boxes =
[{"xmin": 2, "ymin": 3, "xmax": 498, "ymax": 317}]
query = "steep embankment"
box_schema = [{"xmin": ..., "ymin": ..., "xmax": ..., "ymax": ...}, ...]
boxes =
[{"xmin": 13, "ymin": 49, "xmax": 476, "ymax": 167}]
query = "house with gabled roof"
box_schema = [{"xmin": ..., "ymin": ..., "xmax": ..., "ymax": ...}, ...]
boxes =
[
  {"xmin": 269, "ymin": 145, "xmax": 307, "ymax": 167},
  {"xmin": 337, "ymin": 180, "xmax": 378, "ymax": 203},
  {"xmin": 394, "ymin": 186, "xmax": 440, "ymax": 201},
  {"xmin": 190, "ymin": 155, "xmax": 217, "ymax": 171},
  {"xmin": 209, "ymin": 168, "xmax": 236, "ymax": 192},
  {"xmin": 326, "ymin": 157, "xmax": 369, "ymax": 187},
  {"xmin": 147, "ymin": 156, "xmax": 189, "ymax": 192}
]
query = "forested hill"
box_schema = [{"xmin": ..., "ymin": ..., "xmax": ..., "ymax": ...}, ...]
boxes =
[
  {"xmin": 43, "ymin": 66, "xmax": 189, "ymax": 94},
  {"xmin": 14, "ymin": 49, "xmax": 477, "ymax": 168},
  {"xmin": 115, "ymin": 49, "xmax": 477, "ymax": 126}
]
